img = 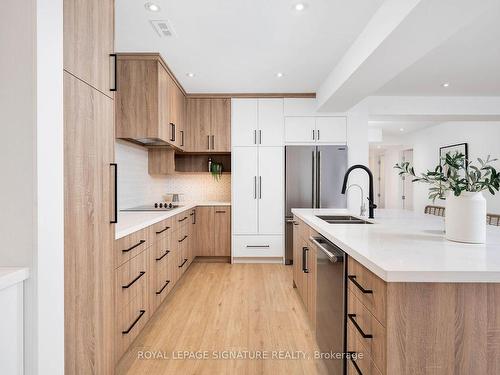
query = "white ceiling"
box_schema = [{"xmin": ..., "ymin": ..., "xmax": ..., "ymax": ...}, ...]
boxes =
[
  {"xmin": 116, "ymin": 0, "xmax": 384, "ymax": 93},
  {"xmin": 375, "ymin": 4, "xmax": 500, "ymax": 96},
  {"xmin": 369, "ymin": 120, "xmax": 438, "ymax": 136}
]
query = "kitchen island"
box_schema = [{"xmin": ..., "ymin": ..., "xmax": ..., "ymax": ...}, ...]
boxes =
[{"xmin": 292, "ymin": 208, "xmax": 500, "ymax": 375}]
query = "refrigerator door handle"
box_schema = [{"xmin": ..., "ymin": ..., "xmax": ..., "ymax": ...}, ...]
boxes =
[{"xmin": 317, "ymin": 151, "xmax": 321, "ymax": 208}]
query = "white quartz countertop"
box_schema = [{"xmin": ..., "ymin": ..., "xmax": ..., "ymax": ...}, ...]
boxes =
[
  {"xmin": 292, "ymin": 208, "xmax": 500, "ymax": 283},
  {"xmin": 0, "ymin": 267, "xmax": 29, "ymax": 290},
  {"xmin": 116, "ymin": 201, "xmax": 230, "ymax": 239}
]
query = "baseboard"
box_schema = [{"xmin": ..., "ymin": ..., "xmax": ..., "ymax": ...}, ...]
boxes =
[{"xmin": 193, "ymin": 256, "xmax": 231, "ymax": 263}]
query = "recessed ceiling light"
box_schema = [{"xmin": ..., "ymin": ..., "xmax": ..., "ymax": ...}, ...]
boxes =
[
  {"xmin": 376, "ymin": 145, "xmax": 381, "ymax": 149},
  {"xmin": 186, "ymin": 72, "xmax": 195, "ymax": 78},
  {"xmin": 399, "ymin": 128, "xmax": 405, "ymax": 132},
  {"xmin": 276, "ymin": 72, "xmax": 284, "ymax": 78},
  {"xmin": 293, "ymin": 3, "xmax": 307, "ymax": 11},
  {"xmin": 442, "ymin": 82, "xmax": 450, "ymax": 88},
  {"xmin": 145, "ymin": 2, "xmax": 160, "ymax": 12}
]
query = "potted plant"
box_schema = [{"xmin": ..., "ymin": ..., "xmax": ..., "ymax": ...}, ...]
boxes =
[
  {"xmin": 395, "ymin": 153, "xmax": 499, "ymax": 243},
  {"xmin": 208, "ymin": 158, "xmax": 223, "ymax": 181}
]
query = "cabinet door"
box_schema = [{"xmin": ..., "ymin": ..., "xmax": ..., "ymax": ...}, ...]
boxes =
[
  {"xmin": 211, "ymin": 99, "xmax": 231, "ymax": 152},
  {"xmin": 186, "ymin": 99, "xmax": 211, "ymax": 152},
  {"xmin": 258, "ymin": 147, "xmax": 284, "ymax": 235},
  {"xmin": 306, "ymin": 243, "xmax": 317, "ymax": 330},
  {"xmin": 64, "ymin": 0, "xmax": 114, "ymax": 95},
  {"xmin": 64, "ymin": 72, "xmax": 114, "ymax": 375},
  {"xmin": 231, "ymin": 99, "xmax": 258, "ymax": 146},
  {"xmin": 214, "ymin": 206, "xmax": 231, "ymax": 256},
  {"xmin": 158, "ymin": 64, "xmax": 172, "ymax": 142},
  {"xmin": 232, "ymin": 147, "xmax": 259, "ymax": 234},
  {"xmin": 177, "ymin": 88, "xmax": 187, "ymax": 150},
  {"xmin": 284, "ymin": 117, "xmax": 316, "ymax": 143},
  {"xmin": 196, "ymin": 207, "xmax": 214, "ymax": 256},
  {"xmin": 315, "ymin": 117, "xmax": 347, "ymax": 144},
  {"xmin": 168, "ymin": 79, "xmax": 184, "ymax": 148},
  {"xmin": 258, "ymin": 99, "xmax": 284, "ymax": 146}
]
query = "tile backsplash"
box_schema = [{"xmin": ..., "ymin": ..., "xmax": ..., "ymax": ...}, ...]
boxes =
[{"xmin": 116, "ymin": 140, "xmax": 230, "ymax": 209}]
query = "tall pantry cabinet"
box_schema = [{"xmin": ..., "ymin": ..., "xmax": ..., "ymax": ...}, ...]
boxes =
[
  {"xmin": 231, "ymin": 99, "xmax": 284, "ymax": 260},
  {"xmin": 64, "ymin": 0, "xmax": 116, "ymax": 374}
]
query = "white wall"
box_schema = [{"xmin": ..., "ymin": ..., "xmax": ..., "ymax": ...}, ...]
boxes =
[
  {"xmin": 0, "ymin": 0, "xmax": 64, "ymax": 374},
  {"xmin": 116, "ymin": 141, "xmax": 231, "ymax": 208},
  {"xmin": 407, "ymin": 122, "xmax": 500, "ymax": 214}
]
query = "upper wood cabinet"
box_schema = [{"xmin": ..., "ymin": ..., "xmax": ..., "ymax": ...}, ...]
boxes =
[
  {"xmin": 115, "ymin": 54, "xmax": 185, "ymax": 149},
  {"xmin": 186, "ymin": 98, "xmax": 231, "ymax": 152},
  {"xmin": 64, "ymin": 0, "xmax": 115, "ymax": 96}
]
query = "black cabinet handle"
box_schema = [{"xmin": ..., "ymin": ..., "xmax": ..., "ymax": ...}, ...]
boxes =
[
  {"xmin": 110, "ymin": 54, "xmax": 117, "ymax": 92},
  {"xmin": 180, "ymin": 130, "xmax": 184, "ymax": 146},
  {"xmin": 155, "ymin": 250, "xmax": 170, "ymax": 261},
  {"xmin": 170, "ymin": 123, "xmax": 176, "ymax": 142},
  {"xmin": 347, "ymin": 352, "xmax": 363, "ymax": 375},
  {"xmin": 178, "ymin": 235, "xmax": 188, "ymax": 243},
  {"xmin": 302, "ymin": 247, "xmax": 309, "ymax": 273},
  {"xmin": 178, "ymin": 216, "xmax": 188, "ymax": 222},
  {"xmin": 215, "ymin": 210, "xmax": 226, "ymax": 213},
  {"xmin": 178, "ymin": 258, "xmax": 188, "ymax": 268},
  {"xmin": 156, "ymin": 280, "xmax": 171, "ymax": 295},
  {"xmin": 122, "ymin": 310, "xmax": 145, "ymax": 334},
  {"xmin": 155, "ymin": 226, "xmax": 170, "ymax": 235},
  {"xmin": 122, "ymin": 239, "xmax": 145, "ymax": 253},
  {"xmin": 122, "ymin": 271, "xmax": 146, "ymax": 289},
  {"xmin": 110, "ymin": 163, "xmax": 118, "ymax": 224},
  {"xmin": 211, "ymin": 135, "xmax": 215, "ymax": 150},
  {"xmin": 348, "ymin": 275, "xmax": 373, "ymax": 294},
  {"xmin": 348, "ymin": 314, "xmax": 373, "ymax": 339}
]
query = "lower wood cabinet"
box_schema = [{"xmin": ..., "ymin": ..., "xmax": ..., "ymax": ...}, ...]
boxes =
[{"xmin": 196, "ymin": 206, "xmax": 231, "ymax": 257}]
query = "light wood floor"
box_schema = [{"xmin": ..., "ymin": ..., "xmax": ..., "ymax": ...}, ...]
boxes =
[{"xmin": 116, "ymin": 263, "xmax": 328, "ymax": 375}]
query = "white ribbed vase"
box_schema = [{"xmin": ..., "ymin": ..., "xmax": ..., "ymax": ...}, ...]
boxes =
[{"xmin": 445, "ymin": 192, "xmax": 486, "ymax": 244}]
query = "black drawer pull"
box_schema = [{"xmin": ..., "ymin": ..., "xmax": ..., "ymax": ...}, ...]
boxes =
[
  {"xmin": 122, "ymin": 271, "xmax": 146, "ymax": 289},
  {"xmin": 178, "ymin": 258, "xmax": 188, "ymax": 268},
  {"xmin": 178, "ymin": 235, "xmax": 188, "ymax": 243},
  {"xmin": 215, "ymin": 210, "xmax": 226, "ymax": 213},
  {"xmin": 348, "ymin": 275, "xmax": 373, "ymax": 294},
  {"xmin": 347, "ymin": 352, "xmax": 363, "ymax": 375},
  {"xmin": 348, "ymin": 314, "xmax": 373, "ymax": 339},
  {"xmin": 122, "ymin": 240, "xmax": 145, "ymax": 253},
  {"xmin": 178, "ymin": 216, "xmax": 188, "ymax": 222},
  {"xmin": 156, "ymin": 280, "xmax": 171, "ymax": 295},
  {"xmin": 302, "ymin": 247, "xmax": 309, "ymax": 273},
  {"xmin": 155, "ymin": 226, "xmax": 170, "ymax": 235},
  {"xmin": 155, "ymin": 250, "xmax": 170, "ymax": 261},
  {"xmin": 122, "ymin": 310, "xmax": 145, "ymax": 334}
]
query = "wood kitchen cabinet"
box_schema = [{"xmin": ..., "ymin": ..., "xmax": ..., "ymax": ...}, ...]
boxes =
[
  {"xmin": 115, "ymin": 54, "xmax": 186, "ymax": 149},
  {"xmin": 64, "ymin": 0, "xmax": 115, "ymax": 95},
  {"xmin": 64, "ymin": 72, "xmax": 115, "ymax": 375},
  {"xmin": 186, "ymin": 98, "xmax": 231, "ymax": 152},
  {"xmin": 195, "ymin": 206, "xmax": 231, "ymax": 257}
]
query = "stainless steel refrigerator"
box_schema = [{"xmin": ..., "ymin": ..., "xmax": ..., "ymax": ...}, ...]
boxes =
[{"xmin": 285, "ymin": 145, "xmax": 348, "ymax": 264}]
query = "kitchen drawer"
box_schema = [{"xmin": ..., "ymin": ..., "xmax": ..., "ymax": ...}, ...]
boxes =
[
  {"xmin": 114, "ymin": 227, "xmax": 150, "ymax": 268},
  {"xmin": 151, "ymin": 217, "xmax": 173, "ymax": 240},
  {"xmin": 116, "ymin": 291, "xmax": 150, "ymax": 362},
  {"xmin": 175, "ymin": 210, "xmax": 190, "ymax": 227},
  {"xmin": 347, "ymin": 324, "xmax": 383, "ymax": 375},
  {"xmin": 348, "ymin": 290, "xmax": 386, "ymax": 374},
  {"xmin": 232, "ymin": 235, "xmax": 283, "ymax": 257},
  {"xmin": 176, "ymin": 227, "xmax": 190, "ymax": 277},
  {"xmin": 115, "ymin": 249, "xmax": 148, "ymax": 312},
  {"xmin": 348, "ymin": 257, "xmax": 387, "ymax": 326},
  {"xmin": 149, "ymin": 241, "xmax": 174, "ymax": 312}
]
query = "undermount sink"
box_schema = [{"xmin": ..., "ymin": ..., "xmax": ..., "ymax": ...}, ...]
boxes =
[{"xmin": 316, "ymin": 215, "xmax": 373, "ymax": 224}]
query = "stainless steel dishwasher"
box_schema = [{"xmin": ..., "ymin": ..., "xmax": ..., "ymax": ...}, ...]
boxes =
[{"xmin": 310, "ymin": 235, "xmax": 346, "ymax": 375}]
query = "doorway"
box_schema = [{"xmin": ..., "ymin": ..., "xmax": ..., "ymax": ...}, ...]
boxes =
[{"xmin": 400, "ymin": 149, "xmax": 414, "ymax": 210}]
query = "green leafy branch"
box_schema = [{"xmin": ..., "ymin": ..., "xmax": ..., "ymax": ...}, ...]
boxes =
[{"xmin": 394, "ymin": 152, "xmax": 499, "ymax": 201}]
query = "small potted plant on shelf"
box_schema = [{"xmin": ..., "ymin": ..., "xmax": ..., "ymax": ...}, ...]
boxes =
[
  {"xmin": 208, "ymin": 158, "xmax": 223, "ymax": 182},
  {"xmin": 395, "ymin": 152, "xmax": 499, "ymax": 244}
]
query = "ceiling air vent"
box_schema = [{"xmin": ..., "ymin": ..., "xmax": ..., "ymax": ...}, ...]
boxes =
[{"xmin": 150, "ymin": 20, "xmax": 176, "ymax": 37}]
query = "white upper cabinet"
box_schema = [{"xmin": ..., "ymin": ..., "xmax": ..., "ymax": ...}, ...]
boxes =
[
  {"xmin": 315, "ymin": 117, "xmax": 347, "ymax": 143},
  {"xmin": 258, "ymin": 99, "xmax": 284, "ymax": 146},
  {"xmin": 232, "ymin": 98, "xmax": 284, "ymax": 146},
  {"xmin": 284, "ymin": 117, "xmax": 316, "ymax": 143},
  {"xmin": 284, "ymin": 98, "xmax": 318, "ymax": 116},
  {"xmin": 232, "ymin": 99, "xmax": 258, "ymax": 146},
  {"xmin": 285, "ymin": 116, "xmax": 347, "ymax": 144}
]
